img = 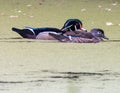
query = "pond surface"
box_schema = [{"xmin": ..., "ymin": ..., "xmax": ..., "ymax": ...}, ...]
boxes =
[
  {"xmin": 0, "ymin": 0, "xmax": 120, "ymax": 93},
  {"xmin": 0, "ymin": 38, "xmax": 120, "ymax": 93},
  {"xmin": 0, "ymin": 68, "xmax": 120, "ymax": 93}
]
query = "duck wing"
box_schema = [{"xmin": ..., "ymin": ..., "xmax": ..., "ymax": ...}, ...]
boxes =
[
  {"xmin": 25, "ymin": 27, "xmax": 63, "ymax": 35},
  {"xmin": 64, "ymin": 31, "xmax": 94, "ymax": 39},
  {"xmin": 49, "ymin": 33, "xmax": 69, "ymax": 42}
]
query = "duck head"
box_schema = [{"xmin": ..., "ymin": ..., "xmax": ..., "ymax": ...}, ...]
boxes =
[
  {"xmin": 61, "ymin": 19, "xmax": 87, "ymax": 32},
  {"xmin": 91, "ymin": 28, "xmax": 109, "ymax": 40}
]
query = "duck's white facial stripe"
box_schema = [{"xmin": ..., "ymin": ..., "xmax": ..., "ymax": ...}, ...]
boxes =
[
  {"xmin": 75, "ymin": 25, "xmax": 77, "ymax": 31},
  {"xmin": 26, "ymin": 28, "xmax": 36, "ymax": 35},
  {"xmin": 62, "ymin": 25, "xmax": 73, "ymax": 31}
]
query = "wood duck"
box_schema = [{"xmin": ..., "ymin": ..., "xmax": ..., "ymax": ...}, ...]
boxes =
[
  {"xmin": 12, "ymin": 27, "xmax": 64, "ymax": 40},
  {"xmin": 49, "ymin": 28, "xmax": 109, "ymax": 43},
  {"xmin": 61, "ymin": 19, "xmax": 87, "ymax": 32},
  {"xmin": 12, "ymin": 19, "xmax": 86, "ymax": 40}
]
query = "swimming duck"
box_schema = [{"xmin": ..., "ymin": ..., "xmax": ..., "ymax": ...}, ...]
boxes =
[
  {"xmin": 49, "ymin": 28, "xmax": 109, "ymax": 43},
  {"xmin": 61, "ymin": 19, "xmax": 87, "ymax": 32},
  {"xmin": 12, "ymin": 27, "xmax": 64, "ymax": 40},
  {"xmin": 12, "ymin": 19, "xmax": 86, "ymax": 40}
]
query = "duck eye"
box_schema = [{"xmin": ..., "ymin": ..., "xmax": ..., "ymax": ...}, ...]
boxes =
[{"xmin": 97, "ymin": 31, "xmax": 101, "ymax": 34}]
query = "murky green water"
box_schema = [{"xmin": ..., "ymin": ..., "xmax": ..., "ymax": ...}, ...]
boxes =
[
  {"xmin": 0, "ymin": 69, "xmax": 120, "ymax": 93},
  {"xmin": 0, "ymin": 0, "xmax": 120, "ymax": 93},
  {"xmin": 0, "ymin": 39, "xmax": 120, "ymax": 93}
]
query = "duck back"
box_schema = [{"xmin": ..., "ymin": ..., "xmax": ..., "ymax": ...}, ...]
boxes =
[{"xmin": 64, "ymin": 31, "xmax": 94, "ymax": 39}]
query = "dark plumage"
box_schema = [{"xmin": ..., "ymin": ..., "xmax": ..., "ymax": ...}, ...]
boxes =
[{"xmin": 12, "ymin": 27, "xmax": 64, "ymax": 40}]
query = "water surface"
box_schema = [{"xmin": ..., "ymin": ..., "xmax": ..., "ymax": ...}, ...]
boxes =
[{"xmin": 0, "ymin": 0, "xmax": 120, "ymax": 93}]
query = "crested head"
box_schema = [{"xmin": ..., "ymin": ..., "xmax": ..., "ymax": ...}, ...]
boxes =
[
  {"xmin": 90, "ymin": 28, "xmax": 109, "ymax": 40},
  {"xmin": 61, "ymin": 19, "xmax": 87, "ymax": 32}
]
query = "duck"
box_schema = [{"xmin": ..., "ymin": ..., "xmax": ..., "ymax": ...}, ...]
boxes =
[
  {"xmin": 49, "ymin": 28, "xmax": 109, "ymax": 43},
  {"xmin": 12, "ymin": 27, "xmax": 64, "ymax": 40},
  {"xmin": 61, "ymin": 19, "xmax": 87, "ymax": 32},
  {"xmin": 12, "ymin": 19, "xmax": 86, "ymax": 40}
]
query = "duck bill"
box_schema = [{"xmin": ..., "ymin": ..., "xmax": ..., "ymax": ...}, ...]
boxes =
[
  {"xmin": 80, "ymin": 24, "xmax": 87, "ymax": 32},
  {"xmin": 81, "ymin": 27, "xmax": 87, "ymax": 32},
  {"xmin": 103, "ymin": 35, "xmax": 109, "ymax": 40}
]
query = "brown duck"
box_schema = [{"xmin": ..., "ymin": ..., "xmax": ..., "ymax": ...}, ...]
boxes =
[{"xmin": 49, "ymin": 28, "xmax": 109, "ymax": 43}]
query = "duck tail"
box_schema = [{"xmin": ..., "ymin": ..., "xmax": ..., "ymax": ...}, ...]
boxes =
[
  {"xmin": 12, "ymin": 27, "xmax": 26, "ymax": 38},
  {"xmin": 12, "ymin": 27, "xmax": 21, "ymax": 32},
  {"xmin": 12, "ymin": 27, "xmax": 35, "ymax": 38}
]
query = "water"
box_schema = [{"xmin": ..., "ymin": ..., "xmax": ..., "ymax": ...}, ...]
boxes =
[
  {"xmin": 0, "ymin": 0, "xmax": 120, "ymax": 92},
  {"xmin": 0, "ymin": 69, "xmax": 120, "ymax": 93},
  {"xmin": 0, "ymin": 38, "xmax": 120, "ymax": 93}
]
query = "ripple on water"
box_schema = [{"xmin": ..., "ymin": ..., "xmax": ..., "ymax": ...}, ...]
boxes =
[
  {"xmin": 0, "ymin": 70, "xmax": 120, "ymax": 93},
  {"xmin": 0, "ymin": 69, "xmax": 119, "ymax": 84}
]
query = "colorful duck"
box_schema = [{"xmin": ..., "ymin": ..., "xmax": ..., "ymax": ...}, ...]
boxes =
[
  {"xmin": 61, "ymin": 19, "xmax": 87, "ymax": 31},
  {"xmin": 12, "ymin": 19, "xmax": 86, "ymax": 40}
]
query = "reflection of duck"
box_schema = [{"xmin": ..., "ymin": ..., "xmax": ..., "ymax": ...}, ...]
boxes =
[
  {"xmin": 12, "ymin": 19, "xmax": 86, "ymax": 40},
  {"xmin": 61, "ymin": 19, "xmax": 87, "ymax": 32},
  {"xmin": 49, "ymin": 28, "xmax": 109, "ymax": 43}
]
